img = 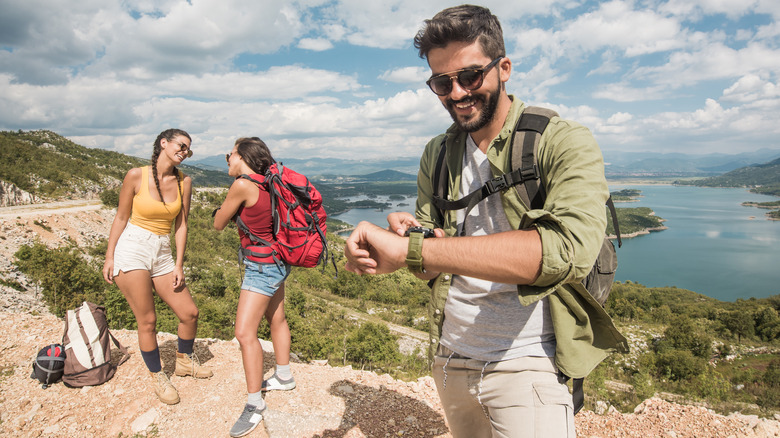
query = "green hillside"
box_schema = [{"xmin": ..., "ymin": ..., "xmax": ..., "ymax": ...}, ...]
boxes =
[
  {"xmin": 679, "ymin": 157, "xmax": 780, "ymax": 196},
  {"xmin": 0, "ymin": 130, "xmax": 233, "ymax": 200}
]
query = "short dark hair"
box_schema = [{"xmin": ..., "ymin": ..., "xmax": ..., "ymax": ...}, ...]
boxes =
[
  {"xmin": 413, "ymin": 4, "xmax": 505, "ymax": 60},
  {"xmin": 235, "ymin": 137, "xmax": 275, "ymax": 174}
]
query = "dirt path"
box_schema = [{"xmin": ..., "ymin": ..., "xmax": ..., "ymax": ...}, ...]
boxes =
[{"xmin": 0, "ymin": 199, "xmax": 103, "ymax": 219}]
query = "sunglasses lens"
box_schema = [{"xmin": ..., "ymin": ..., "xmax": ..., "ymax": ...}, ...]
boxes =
[
  {"xmin": 429, "ymin": 76, "xmax": 453, "ymax": 96},
  {"xmin": 457, "ymin": 70, "xmax": 483, "ymax": 90}
]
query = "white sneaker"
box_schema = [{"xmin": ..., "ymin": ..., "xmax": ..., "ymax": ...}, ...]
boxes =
[{"xmin": 261, "ymin": 373, "xmax": 296, "ymax": 391}]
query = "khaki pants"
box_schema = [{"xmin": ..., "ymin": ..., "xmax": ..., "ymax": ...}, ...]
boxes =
[{"xmin": 432, "ymin": 346, "xmax": 575, "ymax": 438}]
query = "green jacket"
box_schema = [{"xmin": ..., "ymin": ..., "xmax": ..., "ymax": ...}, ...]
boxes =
[{"xmin": 416, "ymin": 96, "xmax": 629, "ymax": 378}]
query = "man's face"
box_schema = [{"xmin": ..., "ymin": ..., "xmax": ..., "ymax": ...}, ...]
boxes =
[{"xmin": 426, "ymin": 41, "xmax": 507, "ymax": 133}]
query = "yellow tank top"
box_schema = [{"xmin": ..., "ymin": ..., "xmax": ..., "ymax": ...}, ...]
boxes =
[{"xmin": 129, "ymin": 166, "xmax": 182, "ymax": 235}]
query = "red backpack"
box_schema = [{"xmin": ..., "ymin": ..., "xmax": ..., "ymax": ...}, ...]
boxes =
[{"xmin": 236, "ymin": 163, "xmax": 330, "ymax": 270}]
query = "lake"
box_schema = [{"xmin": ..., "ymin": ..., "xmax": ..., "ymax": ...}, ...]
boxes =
[{"xmin": 332, "ymin": 185, "xmax": 780, "ymax": 302}]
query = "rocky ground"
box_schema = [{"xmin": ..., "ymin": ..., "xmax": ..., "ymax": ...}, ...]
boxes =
[{"xmin": 1, "ymin": 202, "xmax": 780, "ymax": 437}]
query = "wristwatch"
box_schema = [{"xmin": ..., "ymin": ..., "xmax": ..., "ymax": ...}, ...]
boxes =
[{"xmin": 405, "ymin": 229, "xmax": 427, "ymax": 274}]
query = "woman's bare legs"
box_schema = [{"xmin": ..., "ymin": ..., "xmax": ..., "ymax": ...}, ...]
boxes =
[
  {"xmin": 266, "ymin": 283, "xmax": 291, "ymax": 367},
  {"xmin": 115, "ymin": 270, "xmax": 158, "ymax": 351},
  {"xmin": 235, "ymin": 290, "xmax": 272, "ymax": 392}
]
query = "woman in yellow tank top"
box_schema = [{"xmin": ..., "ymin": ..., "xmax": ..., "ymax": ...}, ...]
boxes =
[{"xmin": 102, "ymin": 129, "xmax": 211, "ymax": 405}]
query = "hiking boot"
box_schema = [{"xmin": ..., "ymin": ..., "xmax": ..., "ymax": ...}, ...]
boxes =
[
  {"xmin": 174, "ymin": 352, "xmax": 213, "ymax": 378},
  {"xmin": 261, "ymin": 373, "xmax": 296, "ymax": 391},
  {"xmin": 229, "ymin": 403, "xmax": 266, "ymax": 437},
  {"xmin": 151, "ymin": 371, "xmax": 180, "ymax": 405}
]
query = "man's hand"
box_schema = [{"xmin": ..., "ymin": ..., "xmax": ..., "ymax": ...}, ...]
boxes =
[
  {"xmin": 344, "ymin": 221, "xmax": 407, "ymax": 275},
  {"xmin": 386, "ymin": 212, "xmax": 446, "ymax": 238},
  {"xmin": 386, "ymin": 212, "xmax": 420, "ymax": 236}
]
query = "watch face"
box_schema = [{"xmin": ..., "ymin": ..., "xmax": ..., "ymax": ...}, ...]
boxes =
[{"xmin": 405, "ymin": 226, "xmax": 435, "ymax": 238}]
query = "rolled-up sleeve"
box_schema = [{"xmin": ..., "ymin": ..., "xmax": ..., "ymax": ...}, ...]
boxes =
[
  {"xmin": 520, "ymin": 118, "xmax": 609, "ymax": 293},
  {"xmin": 415, "ymin": 134, "xmax": 447, "ymax": 230}
]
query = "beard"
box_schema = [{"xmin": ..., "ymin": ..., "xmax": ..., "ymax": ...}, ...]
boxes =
[{"xmin": 445, "ymin": 80, "xmax": 501, "ymax": 133}]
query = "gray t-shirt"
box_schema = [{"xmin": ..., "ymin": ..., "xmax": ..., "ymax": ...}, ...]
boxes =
[{"xmin": 439, "ymin": 134, "xmax": 556, "ymax": 362}]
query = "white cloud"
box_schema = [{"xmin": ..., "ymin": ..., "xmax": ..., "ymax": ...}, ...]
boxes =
[
  {"xmin": 1, "ymin": 0, "xmax": 780, "ymax": 159},
  {"xmin": 721, "ymin": 74, "xmax": 780, "ymax": 103},
  {"xmin": 631, "ymin": 42, "xmax": 780, "ymax": 87},
  {"xmin": 298, "ymin": 38, "xmax": 334, "ymax": 51},
  {"xmin": 379, "ymin": 66, "xmax": 428, "ymax": 84},
  {"xmin": 156, "ymin": 67, "xmax": 363, "ymax": 100}
]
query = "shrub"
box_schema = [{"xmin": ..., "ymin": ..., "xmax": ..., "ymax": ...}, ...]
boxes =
[
  {"xmin": 663, "ymin": 316, "xmax": 712, "ymax": 359},
  {"xmin": 100, "ymin": 188, "xmax": 120, "ymax": 208},
  {"xmin": 345, "ymin": 322, "xmax": 400, "ymax": 369},
  {"xmin": 656, "ymin": 349, "xmax": 706, "ymax": 381}
]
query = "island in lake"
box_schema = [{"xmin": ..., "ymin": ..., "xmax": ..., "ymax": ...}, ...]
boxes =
[
  {"xmin": 742, "ymin": 200, "xmax": 780, "ymax": 221},
  {"xmin": 607, "ymin": 189, "xmax": 667, "ymax": 239}
]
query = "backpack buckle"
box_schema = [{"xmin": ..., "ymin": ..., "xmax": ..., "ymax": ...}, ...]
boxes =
[
  {"xmin": 519, "ymin": 164, "xmax": 539, "ymax": 180},
  {"xmin": 486, "ymin": 174, "xmax": 510, "ymax": 193}
]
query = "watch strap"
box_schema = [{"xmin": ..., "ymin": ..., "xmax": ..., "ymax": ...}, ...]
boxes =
[{"xmin": 405, "ymin": 231, "xmax": 425, "ymax": 273}]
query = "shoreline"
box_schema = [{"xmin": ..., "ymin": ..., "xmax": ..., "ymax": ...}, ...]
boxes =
[{"xmin": 608, "ymin": 226, "xmax": 668, "ymax": 240}]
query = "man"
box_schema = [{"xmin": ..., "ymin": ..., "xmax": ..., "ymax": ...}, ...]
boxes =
[{"xmin": 344, "ymin": 5, "xmax": 628, "ymax": 438}]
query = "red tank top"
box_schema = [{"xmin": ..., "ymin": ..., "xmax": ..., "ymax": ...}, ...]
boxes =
[{"xmin": 237, "ymin": 174, "xmax": 274, "ymax": 263}]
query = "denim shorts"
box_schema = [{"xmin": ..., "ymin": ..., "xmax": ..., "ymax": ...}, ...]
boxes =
[
  {"xmin": 241, "ymin": 259, "xmax": 291, "ymax": 297},
  {"xmin": 112, "ymin": 222, "xmax": 175, "ymax": 277}
]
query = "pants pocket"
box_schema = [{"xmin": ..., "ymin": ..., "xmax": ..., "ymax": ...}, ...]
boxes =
[{"xmin": 532, "ymin": 382, "xmax": 575, "ymax": 438}]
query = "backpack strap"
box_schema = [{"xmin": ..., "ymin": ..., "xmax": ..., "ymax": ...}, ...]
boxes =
[
  {"xmin": 235, "ymin": 174, "xmax": 285, "ymax": 270},
  {"xmin": 512, "ymin": 106, "xmax": 622, "ymax": 247},
  {"xmin": 108, "ymin": 332, "xmax": 130, "ymax": 367},
  {"xmin": 511, "ymin": 106, "xmax": 557, "ymax": 209},
  {"xmin": 430, "ymin": 107, "xmax": 558, "ymax": 225}
]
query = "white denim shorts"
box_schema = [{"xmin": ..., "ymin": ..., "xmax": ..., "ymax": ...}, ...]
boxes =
[{"xmin": 112, "ymin": 222, "xmax": 175, "ymax": 277}]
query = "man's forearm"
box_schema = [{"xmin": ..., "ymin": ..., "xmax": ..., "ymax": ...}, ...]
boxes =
[{"xmin": 421, "ymin": 229, "xmax": 542, "ymax": 285}]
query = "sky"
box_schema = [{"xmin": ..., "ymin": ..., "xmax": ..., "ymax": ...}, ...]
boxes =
[{"xmin": 1, "ymin": 0, "xmax": 779, "ymax": 161}]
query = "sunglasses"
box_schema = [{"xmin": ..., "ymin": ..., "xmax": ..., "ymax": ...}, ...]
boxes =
[
  {"xmin": 225, "ymin": 152, "xmax": 238, "ymax": 163},
  {"xmin": 171, "ymin": 141, "xmax": 193, "ymax": 158},
  {"xmin": 426, "ymin": 57, "xmax": 503, "ymax": 96}
]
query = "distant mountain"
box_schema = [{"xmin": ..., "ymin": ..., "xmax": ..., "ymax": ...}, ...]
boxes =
[
  {"xmin": 189, "ymin": 149, "xmax": 780, "ymax": 179},
  {"xmin": 679, "ymin": 157, "xmax": 780, "ymax": 189},
  {"xmin": 344, "ymin": 169, "xmax": 416, "ymax": 182},
  {"xmin": 0, "ymin": 130, "xmax": 233, "ymax": 203},
  {"xmin": 188, "ymin": 154, "xmax": 421, "ymax": 177},
  {"xmin": 603, "ymin": 149, "xmax": 780, "ymax": 177}
]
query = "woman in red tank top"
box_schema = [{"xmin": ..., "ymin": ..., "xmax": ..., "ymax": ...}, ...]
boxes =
[{"xmin": 214, "ymin": 137, "xmax": 295, "ymax": 437}]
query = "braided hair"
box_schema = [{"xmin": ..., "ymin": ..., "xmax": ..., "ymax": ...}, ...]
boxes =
[{"xmin": 151, "ymin": 129, "xmax": 191, "ymax": 207}]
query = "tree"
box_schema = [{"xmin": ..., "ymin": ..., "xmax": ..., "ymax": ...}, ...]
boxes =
[
  {"xmin": 663, "ymin": 316, "xmax": 712, "ymax": 359},
  {"xmin": 656, "ymin": 350, "xmax": 706, "ymax": 381},
  {"xmin": 721, "ymin": 310, "xmax": 755, "ymax": 343},
  {"xmin": 344, "ymin": 322, "xmax": 400, "ymax": 369}
]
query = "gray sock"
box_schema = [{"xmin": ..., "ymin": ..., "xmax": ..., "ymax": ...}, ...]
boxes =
[
  {"xmin": 275, "ymin": 364, "xmax": 292, "ymax": 380},
  {"xmin": 247, "ymin": 391, "xmax": 265, "ymax": 409}
]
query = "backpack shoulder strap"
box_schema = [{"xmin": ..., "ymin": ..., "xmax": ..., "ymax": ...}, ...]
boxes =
[
  {"xmin": 431, "ymin": 108, "xmax": 557, "ymax": 219},
  {"xmin": 510, "ymin": 106, "xmax": 558, "ymax": 209},
  {"xmin": 432, "ymin": 135, "xmax": 449, "ymax": 212},
  {"xmin": 510, "ymin": 107, "xmax": 622, "ymax": 246},
  {"xmin": 238, "ymin": 174, "xmax": 264, "ymax": 186}
]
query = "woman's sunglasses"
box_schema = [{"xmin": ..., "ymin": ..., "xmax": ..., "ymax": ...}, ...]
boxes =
[
  {"xmin": 426, "ymin": 57, "xmax": 503, "ymax": 96},
  {"xmin": 172, "ymin": 141, "xmax": 193, "ymax": 158}
]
